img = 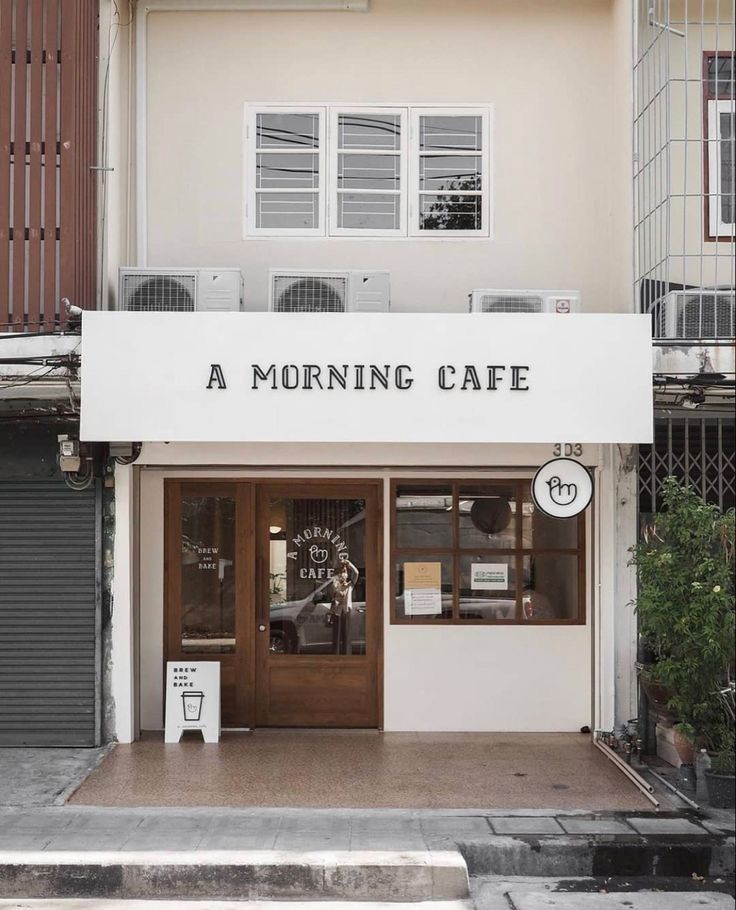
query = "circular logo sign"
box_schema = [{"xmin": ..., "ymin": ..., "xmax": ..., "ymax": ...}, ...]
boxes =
[{"xmin": 531, "ymin": 458, "xmax": 593, "ymax": 519}]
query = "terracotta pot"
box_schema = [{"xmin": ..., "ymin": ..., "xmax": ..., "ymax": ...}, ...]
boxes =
[
  {"xmin": 673, "ymin": 728, "xmax": 696, "ymax": 765},
  {"xmin": 638, "ymin": 670, "xmax": 676, "ymax": 716}
]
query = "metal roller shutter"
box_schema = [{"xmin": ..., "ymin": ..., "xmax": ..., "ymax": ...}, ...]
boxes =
[{"xmin": 0, "ymin": 479, "xmax": 99, "ymax": 746}]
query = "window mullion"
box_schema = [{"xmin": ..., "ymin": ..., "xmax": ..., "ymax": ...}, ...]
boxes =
[{"xmin": 452, "ymin": 483, "xmax": 460, "ymax": 621}]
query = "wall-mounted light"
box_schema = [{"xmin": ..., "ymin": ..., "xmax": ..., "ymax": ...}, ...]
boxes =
[{"xmin": 269, "ymin": 525, "xmax": 282, "ymax": 535}]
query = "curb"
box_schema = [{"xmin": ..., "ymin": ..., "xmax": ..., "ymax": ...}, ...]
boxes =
[
  {"xmin": 0, "ymin": 849, "xmax": 470, "ymax": 901},
  {"xmin": 457, "ymin": 834, "xmax": 736, "ymax": 878}
]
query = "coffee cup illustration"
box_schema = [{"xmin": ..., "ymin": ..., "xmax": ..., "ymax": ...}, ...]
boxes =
[{"xmin": 181, "ymin": 690, "xmax": 204, "ymax": 722}]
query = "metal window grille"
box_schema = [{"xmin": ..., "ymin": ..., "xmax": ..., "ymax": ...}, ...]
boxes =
[
  {"xmin": 478, "ymin": 295, "xmax": 543, "ymax": 314},
  {"xmin": 633, "ymin": 1, "xmax": 735, "ymax": 320},
  {"xmin": 272, "ymin": 274, "xmax": 347, "ymax": 312},
  {"xmin": 638, "ymin": 417, "xmax": 736, "ymax": 513}
]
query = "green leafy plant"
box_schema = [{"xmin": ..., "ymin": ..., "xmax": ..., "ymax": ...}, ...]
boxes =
[
  {"xmin": 673, "ymin": 721, "xmax": 696, "ymax": 743},
  {"xmin": 711, "ymin": 726, "xmax": 736, "ymax": 775},
  {"xmin": 629, "ymin": 477, "xmax": 735, "ymax": 749}
]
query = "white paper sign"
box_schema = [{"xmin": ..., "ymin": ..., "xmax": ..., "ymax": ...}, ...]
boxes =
[
  {"xmin": 471, "ymin": 563, "xmax": 509, "ymax": 590},
  {"xmin": 404, "ymin": 588, "xmax": 443, "ymax": 616},
  {"xmin": 164, "ymin": 661, "xmax": 220, "ymax": 743},
  {"xmin": 80, "ymin": 313, "xmax": 654, "ymax": 444}
]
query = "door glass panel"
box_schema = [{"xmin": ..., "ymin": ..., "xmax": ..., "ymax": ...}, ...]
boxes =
[
  {"xmin": 180, "ymin": 495, "xmax": 236, "ymax": 652},
  {"xmin": 268, "ymin": 497, "xmax": 367, "ymax": 655}
]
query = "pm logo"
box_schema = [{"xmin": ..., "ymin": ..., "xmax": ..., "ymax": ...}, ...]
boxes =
[
  {"xmin": 309, "ymin": 545, "xmax": 328, "ymax": 564},
  {"xmin": 532, "ymin": 458, "xmax": 593, "ymax": 519},
  {"xmin": 546, "ymin": 476, "xmax": 578, "ymax": 507}
]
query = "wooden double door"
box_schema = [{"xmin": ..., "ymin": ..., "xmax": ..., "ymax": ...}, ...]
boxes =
[{"xmin": 165, "ymin": 480, "xmax": 382, "ymax": 728}]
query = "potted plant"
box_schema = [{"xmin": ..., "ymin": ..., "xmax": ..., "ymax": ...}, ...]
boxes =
[
  {"xmin": 673, "ymin": 722, "xmax": 696, "ymax": 765},
  {"xmin": 629, "ymin": 478, "xmax": 735, "ymax": 781}
]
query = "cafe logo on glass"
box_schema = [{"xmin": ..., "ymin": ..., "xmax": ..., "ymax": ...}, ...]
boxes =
[{"xmin": 288, "ymin": 525, "xmax": 351, "ymax": 580}]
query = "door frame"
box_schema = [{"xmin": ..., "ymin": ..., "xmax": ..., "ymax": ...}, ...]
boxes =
[{"xmin": 164, "ymin": 477, "xmax": 384, "ymax": 729}]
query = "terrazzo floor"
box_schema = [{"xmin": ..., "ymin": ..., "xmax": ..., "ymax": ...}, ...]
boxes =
[{"xmin": 69, "ymin": 731, "xmax": 652, "ymax": 810}]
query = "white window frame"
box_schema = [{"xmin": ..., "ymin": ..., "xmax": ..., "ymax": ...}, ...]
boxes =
[
  {"xmin": 707, "ymin": 99, "xmax": 735, "ymax": 239},
  {"xmin": 244, "ymin": 103, "xmax": 492, "ymax": 239},
  {"xmin": 410, "ymin": 106, "xmax": 491, "ymax": 239},
  {"xmin": 245, "ymin": 105, "xmax": 327, "ymax": 237},
  {"xmin": 329, "ymin": 107, "xmax": 408, "ymax": 237}
]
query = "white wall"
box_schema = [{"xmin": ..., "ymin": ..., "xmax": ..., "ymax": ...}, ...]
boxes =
[
  {"xmin": 139, "ymin": 0, "xmax": 632, "ymax": 313},
  {"xmin": 132, "ymin": 444, "xmax": 600, "ymax": 734}
]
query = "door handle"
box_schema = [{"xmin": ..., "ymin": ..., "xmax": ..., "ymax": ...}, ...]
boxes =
[{"xmin": 258, "ymin": 624, "xmax": 267, "ymax": 632}]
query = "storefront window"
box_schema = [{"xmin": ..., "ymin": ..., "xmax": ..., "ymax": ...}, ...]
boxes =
[
  {"xmin": 268, "ymin": 496, "xmax": 367, "ymax": 654},
  {"xmin": 180, "ymin": 495, "xmax": 236, "ymax": 652},
  {"xmin": 392, "ymin": 480, "xmax": 585, "ymax": 624}
]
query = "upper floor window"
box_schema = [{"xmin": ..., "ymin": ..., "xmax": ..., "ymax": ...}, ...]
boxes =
[
  {"xmin": 245, "ymin": 104, "xmax": 491, "ymax": 239},
  {"xmin": 704, "ymin": 53, "xmax": 735, "ymax": 241}
]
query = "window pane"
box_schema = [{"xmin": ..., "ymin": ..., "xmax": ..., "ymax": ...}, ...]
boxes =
[
  {"xmin": 419, "ymin": 194, "xmax": 482, "ymax": 231},
  {"xmin": 395, "ymin": 486, "xmax": 453, "ymax": 548},
  {"xmin": 269, "ymin": 497, "xmax": 367, "ymax": 655},
  {"xmin": 419, "ymin": 155, "xmax": 481, "ymax": 192},
  {"xmin": 180, "ymin": 495, "xmax": 235, "ymax": 653},
  {"xmin": 338, "ymin": 113, "xmax": 401, "ymax": 150},
  {"xmin": 522, "ymin": 554, "xmax": 579, "ymax": 621},
  {"xmin": 521, "ymin": 493, "xmax": 579, "ymax": 549},
  {"xmin": 256, "ymin": 192, "xmax": 319, "ymax": 229},
  {"xmin": 395, "ymin": 555, "xmax": 453, "ymax": 619},
  {"xmin": 459, "ymin": 554, "xmax": 516, "ymax": 620},
  {"xmin": 257, "ymin": 153, "xmax": 318, "ymax": 189},
  {"xmin": 458, "ymin": 485, "xmax": 516, "ymax": 549},
  {"xmin": 419, "ymin": 115, "xmax": 482, "ymax": 151},
  {"xmin": 338, "ymin": 192, "xmax": 400, "ymax": 230},
  {"xmin": 719, "ymin": 111, "xmax": 734, "ymax": 224},
  {"xmin": 257, "ymin": 112, "xmax": 319, "ymax": 149},
  {"xmin": 707, "ymin": 55, "xmax": 735, "ymax": 98},
  {"xmin": 338, "ymin": 153, "xmax": 400, "ymax": 190}
]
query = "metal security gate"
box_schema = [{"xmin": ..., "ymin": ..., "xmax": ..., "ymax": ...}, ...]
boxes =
[
  {"xmin": 639, "ymin": 416, "xmax": 736, "ymax": 514},
  {"xmin": 0, "ymin": 479, "xmax": 99, "ymax": 746}
]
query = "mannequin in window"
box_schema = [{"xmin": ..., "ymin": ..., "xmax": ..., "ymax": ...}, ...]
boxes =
[{"xmin": 329, "ymin": 559, "xmax": 359, "ymax": 655}]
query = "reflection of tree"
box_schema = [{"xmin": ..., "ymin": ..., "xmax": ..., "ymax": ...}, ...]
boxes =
[{"xmin": 422, "ymin": 177, "xmax": 480, "ymax": 231}]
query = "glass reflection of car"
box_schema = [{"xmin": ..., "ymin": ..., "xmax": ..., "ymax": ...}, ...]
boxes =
[{"xmin": 269, "ymin": 577, "xmax": 367, "ymax": 655}]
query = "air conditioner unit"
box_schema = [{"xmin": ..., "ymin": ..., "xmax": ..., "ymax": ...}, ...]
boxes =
[
  {"xmin": 269, "ymin": 270, "xmax": 390, "ymax": 313},
  {"xmin": 469, "ymin": 289, "xmax": 581, "ymax": 314},
  {"xmin": 652, "ymin": 290, "xmax": 735, "ymax": 340},
  {"xmin": 118, "ymin": 268, "xmax": 243, "ymax": 313}
]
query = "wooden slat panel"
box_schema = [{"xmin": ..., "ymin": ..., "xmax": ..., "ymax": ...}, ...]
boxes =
[
  {"xmin": 58, "ymin": 0, "xmax": 78, "ymax": 326},
  {"xmin": 43, "ymin": 0, "xmax": 58, "ymax": 325},
  {"xmin": 27, "ymin": 0, "xmax": 43, "ymax": 325},
  {"xmin": 0, "ymin": 0, "xmax": 12, "ymax": 326},
  {"xmin": 12, "ymin": 0, "xmax": 28, "ymax": 328}
]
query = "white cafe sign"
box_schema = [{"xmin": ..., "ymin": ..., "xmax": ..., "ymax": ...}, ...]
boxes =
[{"xmin": 80, "ymin": 313, "xmax": 653, "ymax": 444}]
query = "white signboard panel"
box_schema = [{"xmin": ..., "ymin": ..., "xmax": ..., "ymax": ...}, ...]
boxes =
[
  {"xmin": 164, "ymin": 661, "xmax": 220, "ymax": 743},
  {"xmin": 80, "ymin": 313, "xmax": 653, "ymax": 444}
]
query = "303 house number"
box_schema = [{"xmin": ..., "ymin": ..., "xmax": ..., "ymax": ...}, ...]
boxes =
[{"xmin": 553, "ymin": 443, "xmax": 584, "ymax": 457}]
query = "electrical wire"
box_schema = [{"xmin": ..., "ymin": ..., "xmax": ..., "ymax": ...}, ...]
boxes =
[{"xmin": 0, "ymin": 365, "xmax": 66, "ymax": 394}]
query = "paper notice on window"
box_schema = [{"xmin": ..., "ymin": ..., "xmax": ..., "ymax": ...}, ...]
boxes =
[
  {"xmin": 404, "ymin": 561, "xmax": 442, "ymax": 616},
  {"xmin": 471, "ymin": 562, "xmax": 509, "ymax": 591}
]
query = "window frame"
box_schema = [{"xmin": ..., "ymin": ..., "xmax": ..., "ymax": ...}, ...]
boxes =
[
  {"xmin": 389, "ymin": 479, "xmax": 587, "ymax": 626},
  {"xmin": 409, "ymin": 106, "xmax": 491, "ymax": 238},
  {"xmin": 703, "ymin": 52, "xmax": 735, "ymax": 242},
  {"xmin": 245, "ymin": 104, "xmax": 327, "ymax": 238},
  {"xmin": 329, "ymin": 106, "xmax": 408, "ymax": 237},
  {"xmin": 244, "ymin": 103, "xmax": 492, "ymax": 239}
]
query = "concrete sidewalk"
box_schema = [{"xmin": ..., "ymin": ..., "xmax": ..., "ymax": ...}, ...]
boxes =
[{"xmin": 0, "ymin": 805, "xmax": 730, "ymax": 853}]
